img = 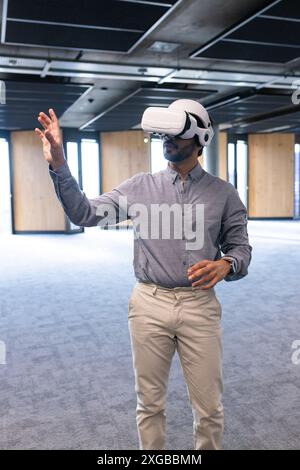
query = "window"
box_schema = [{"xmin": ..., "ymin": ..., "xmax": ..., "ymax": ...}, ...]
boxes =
[
  {"xmin": 65, "ymin": 136, "xmax": 100, "ymax": 230},
  {"xmin": 236, "ymin": 140, "xmax": 248, "ymax": 208},
  {"xmin": 227, "ymin": 138, "xmax": 248, "ymax": 208},
  {"xmin": 151, "ymin": 138, "xmax": 166, "ymax": 173},
  {"xmin": 295, "ymin": 143, "xmax": 300, "ymax": 218},
  {"xmin": 227, "ymin": 143, "xmax": 235, "ymax": 187},
  {"xmin": 0, "ymin": 138, "xmax": 12, "ymax": 234},
  {"xmin": 66, "ymin": 142, "xmax": 79, "ymax": 183},
  {"xmin": 202, "ymin": 147, "xmax": 208, "ymax": 171},
  {"xmin": 65, "ymin": 137, "xmax": 100, "ymax": 196},
  {"xmin": 81, "ymin": 139, "xmax": 100, "ymax": 198}
]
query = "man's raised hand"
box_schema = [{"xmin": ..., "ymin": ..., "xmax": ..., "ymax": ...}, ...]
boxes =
[{"xmin": 34, "ymin": 108, "xmax": 65, "ymax": 170}]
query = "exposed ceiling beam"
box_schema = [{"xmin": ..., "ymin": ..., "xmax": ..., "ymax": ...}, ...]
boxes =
[
  {"xmin": 0, "ymin": 55, "xmax": 299, "ymax": 90},
  {"xmin": 126, "ymin": 0, "xmax": 184, "ymax": 54}
]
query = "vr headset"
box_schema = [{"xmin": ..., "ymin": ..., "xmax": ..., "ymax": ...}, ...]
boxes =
[{"xmin": 141, "ymin": 99, "xmax": 214, "ymax": 147}]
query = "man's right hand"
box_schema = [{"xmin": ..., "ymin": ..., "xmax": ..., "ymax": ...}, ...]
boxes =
[{"xmin": 34, "ymin": 108, "xmax": 66, "ymax": 171}]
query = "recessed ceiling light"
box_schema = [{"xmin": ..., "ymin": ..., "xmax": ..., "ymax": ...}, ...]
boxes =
[{"xmin": 148, "ymin": 41, "xmax": 180, "ymax": 53}]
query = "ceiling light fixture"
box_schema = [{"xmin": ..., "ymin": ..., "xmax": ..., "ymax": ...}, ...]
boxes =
[{"xmin": 148, "ymin": 41, "xmax": 180, "ymax": 53}]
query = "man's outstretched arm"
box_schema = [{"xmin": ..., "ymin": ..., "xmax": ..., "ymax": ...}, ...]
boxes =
[
  {"xmin": 48, "ymin": 160, "xmax": 141, "ymax": 227},
  {"xmin": 35, "ymin": 108, "xmax": 140, "ymax": 227}
]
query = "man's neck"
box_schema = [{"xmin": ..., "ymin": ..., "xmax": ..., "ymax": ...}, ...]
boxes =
[{"xmin": 168, "ymin": 159, "xmax": 199, "ymax": 180}]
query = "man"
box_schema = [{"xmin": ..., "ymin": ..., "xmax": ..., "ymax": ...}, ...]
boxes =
[{"xmin": 35, "ymin": 100, "xmax": 252, "ymax": 450}]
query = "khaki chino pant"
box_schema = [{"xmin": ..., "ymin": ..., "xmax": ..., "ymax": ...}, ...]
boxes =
[{"xmin": 128, "ymin": 281, "xmax": 224, "ymax": 450}]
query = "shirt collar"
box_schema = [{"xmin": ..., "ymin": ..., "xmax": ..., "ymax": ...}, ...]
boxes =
[{"xmin": 165, "ymin": 161, "xmax": 205, "ymax": 183}]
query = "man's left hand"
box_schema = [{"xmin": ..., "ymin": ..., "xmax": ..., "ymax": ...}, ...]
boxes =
[{"xmin": 187, "ymin": 259, "xmax": 231, "ymax": 289}]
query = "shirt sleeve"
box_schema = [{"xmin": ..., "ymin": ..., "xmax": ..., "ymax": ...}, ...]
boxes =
[
  {"xmin": 218, "ymin": 185, "xmax": 253, "ymax": 282},
  {"xmin": 221, "ymin": 255, "xmax": 238, "ymax": 274},
  {"xmin": 49, "ymin": 160, "xmax": 142, "ymax": 227}
]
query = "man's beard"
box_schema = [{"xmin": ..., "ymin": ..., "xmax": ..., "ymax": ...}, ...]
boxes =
[{"xmin": 163, "ymin": 139, "xmax": 197, "ymax": 162}]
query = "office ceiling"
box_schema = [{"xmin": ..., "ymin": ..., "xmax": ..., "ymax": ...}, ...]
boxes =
[
  {"xmin": 210, "ymin": 92, "xmax": 300, "ymax": 133},
  {"xmin": 2, "ymin": 0, "xmax": 180, "ymax": 53},
  {"xmin": 0, "ymin": 0, "xmax": 299, "ymax": 134},
  {"xmin": 0, "ymin": 79, "xmax": 90, "ymax": 129},
  {"xmin": 191, "ymin": 0, "xmax": 300, "ymax": 64},
  {"xmin": 81, "ymin": 86, "xmax": 217, "ymax": 131}
]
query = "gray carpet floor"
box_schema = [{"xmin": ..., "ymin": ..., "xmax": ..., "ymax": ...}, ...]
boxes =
[{"xmin": 0, "ymin": 220, "xmax": 299, "ymax": 450}]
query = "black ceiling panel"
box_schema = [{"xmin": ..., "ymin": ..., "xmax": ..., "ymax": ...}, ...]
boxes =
[
  {"xmin": 190, "ymin": 0, "xmax": 300, "ymax": 64},
  {"xmin": 0, "ymin": 81, "xmax": 90, "ymax": 130},
  {"xmin": 228, "ymin": 17, "xmax": 300, "ymax": 46},
  {"xmin": 7, "ymin": 0, "xmax": 168, "ymax": 31},
  {"xmin": 209, "ymin": 92, "xmax": 300, "ymax": 133},
  {"xmin": 265, "ymin": 0, "xmax": 300, "ymax": 19},
  {"xmin": 5, "ymin": 22, "xmax": 142, "ymax": 53},
  {"xmin": 200, "ymin": 41, "xmax": 299, "ymax": 63},
  {"xmin": 3, "ymin": 0, "xmax": 180, "ymax": 53},
  {"xmin": 83, "ymin": 87, "xmax": 217, "ymax": 132},
  {"xmin": 231, "ymin": 111, "xmax": 300, "ymax": 133}
]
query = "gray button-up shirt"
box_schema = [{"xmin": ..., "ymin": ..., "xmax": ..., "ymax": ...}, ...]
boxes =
[{"xmin": 49, "ymin": 160, "xmax": 252, "ymax": 288}]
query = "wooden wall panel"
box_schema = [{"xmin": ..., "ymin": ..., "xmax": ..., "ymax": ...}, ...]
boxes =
[
  {"xmin": 11, "ymin": 131, "xmax": 67, "ymax": 231},
  {"xmin": 219, "ymin": 132, "xmax": 228, "ymax": 181},
  {"xmin": 248, "ymin": 133, "xmax": 294, "ymax": 218},
  {"xmin": 100, "ymin": 130, "xmax": 150, "ymax": 192}
]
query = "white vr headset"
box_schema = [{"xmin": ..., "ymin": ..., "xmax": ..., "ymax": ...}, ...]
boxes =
[{"xmin": 141, "ymin": 99, "xmax": 214, "ymax": 147}]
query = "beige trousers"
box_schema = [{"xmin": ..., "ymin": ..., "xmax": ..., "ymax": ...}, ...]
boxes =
[{"xmin": 128, "ymin": 281, "xmax": 224, "ymax": 450}]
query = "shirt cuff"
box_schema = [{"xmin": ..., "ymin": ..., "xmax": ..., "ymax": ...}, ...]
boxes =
[
  {"xmin": 49, "ymin": 160, "xmax": 72, "ymax": 178},
  {"xmin": 221, "ymin": 256, "xmax": 238, "ymax": 274}
]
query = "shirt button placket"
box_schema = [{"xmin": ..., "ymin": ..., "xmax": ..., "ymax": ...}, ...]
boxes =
[{"xmin": 181, "ymin": 179, "xmax": 188, "ymax": 272}]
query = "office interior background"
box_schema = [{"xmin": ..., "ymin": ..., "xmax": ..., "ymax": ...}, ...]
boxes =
[{"xmin": 0, "ymin": 0, "xmax": 299, "ymax": 450}]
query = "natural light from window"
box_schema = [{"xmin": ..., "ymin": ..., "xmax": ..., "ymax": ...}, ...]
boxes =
[
  {"xmin": 81, "ymin": 139, "xmax": 100, "ymax": 199},
  {"xmin": 0, "ymin": 138, "xmax": 11, "ymax": 233},
  {"xmin": 151, "ymin": 139, "xmax": 166, "ymax": 173}
]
